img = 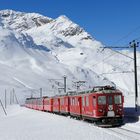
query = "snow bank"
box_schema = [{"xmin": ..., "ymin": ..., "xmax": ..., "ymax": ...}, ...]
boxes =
[{"xmin": 0, "ymin": 105, "xmax": 127, "ymax": 140}]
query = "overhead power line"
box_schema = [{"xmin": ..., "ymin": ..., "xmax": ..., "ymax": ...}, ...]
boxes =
[
  {"xmin": 100, "ymin": 71, "xmax": 133, "ymax": 75},
  {"xmin": 102, "ymin": 46, "xmax": 133, "ymax": 59}
]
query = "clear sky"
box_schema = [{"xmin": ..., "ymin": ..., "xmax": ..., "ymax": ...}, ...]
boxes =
[{"xmin": 0, "ymin": 0, "xmax": 140, "ymax": 46}]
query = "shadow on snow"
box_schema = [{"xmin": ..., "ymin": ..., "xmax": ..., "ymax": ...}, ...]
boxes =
[{"xmin": 124, "ymin": 106, "xmax": 140, "ymax": 124}]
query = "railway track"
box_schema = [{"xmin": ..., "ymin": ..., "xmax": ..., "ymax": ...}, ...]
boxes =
[
  {"xmin": 81, "ymin": 119, "xmax": 140, "ymax": 140},
  {"xmin": 119, "ymin": 127, "xmax": 140, "ymax": 135},
  {"xmin": 108, "ymin": 127, "xmax": 140, "ymax": 140}
]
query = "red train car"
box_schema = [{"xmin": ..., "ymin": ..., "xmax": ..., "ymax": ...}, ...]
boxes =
[
  {"xmin": 80, "ymin": 86, "xmax": 124, "ymax": 126},
  {"xmin": 25, "ymin": 98, "xmax": 33, "ymax": 109},
  {"xmin": 69, "ymin": 94, "xmax": 82, "ymax": 118},
  {"xmin": 32, "ymin": 99, "xmax": 37, "ymax": 110},
  {"xmin": 34, "ymin": 98, "xmax": 39, "ymax": 110},
  {"xmin": 25, "ymin": 99, "xmax": 30, "ymax": 108},
  {"xmin": 59, "ymin": 96, "xmax": 70, "ymax": 115},
  {"xmin": 37, "ymin": 98, "xmax": 44, "ymax": 111},
  {"xmin": 53, "ymin": 97, "xmax": 60, "ymax": 113},
  {"xmin": 44, "ymin": 97, "xmax": 53, "ymax": 112}
]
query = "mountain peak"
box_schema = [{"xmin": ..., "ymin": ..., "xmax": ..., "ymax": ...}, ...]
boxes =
[
  {"xmin": 0, "ymin": 9, "xmax": 53, "ymax": 32},
  {"xmin": 0, "ymin": 9, "xmax": 25, "ymax": 18},
  {"xmin": 56, "ymin": 15, "xmax": 70, "ymax": 22}
]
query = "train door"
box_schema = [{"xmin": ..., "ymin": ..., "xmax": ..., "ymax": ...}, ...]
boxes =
[
  {"xmin": 67, "ymin": 97, "xmax": 70, "ymax": 112},
  {"xmin": 92, "ymin": 96, "xmax": 96, "ymax": 116},
  {"xmin": 78, "ymin": 97, "xmax": 82, "ymax": 115},
  {"xmin": 107, "ymin": 95, "xmax": 115, "ymax": 117}
]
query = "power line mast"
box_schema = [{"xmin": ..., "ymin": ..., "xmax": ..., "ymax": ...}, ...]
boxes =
[
  {"xmin": 129, "ymin": 40, "xmax": 139, "ymax": 111},
  {"xmin": 63, "ymin": 76, "xmax": 67, "ymax": 93},
  {"xmin": 102, "ymin": 40, "xmax": 139, "ymax": 112}
]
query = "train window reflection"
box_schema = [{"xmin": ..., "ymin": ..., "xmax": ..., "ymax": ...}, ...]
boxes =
[
  {"xmin": 98, "ymin": 96, "xmax": 106, "ymax": 105},
  {"xmin": 114, "ymin": 95, "xmax": 122, "ymax": 104},
  {"xmin": 108, "ymin": 96, "xmax": 113, "ymax": 105}
]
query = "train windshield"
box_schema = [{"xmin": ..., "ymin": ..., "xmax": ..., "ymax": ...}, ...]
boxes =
[
  {"xmin": 108, "ymin": 96, "xmax": 113, "ymax": 105},
  {"xmin": 114, "ymin": 95, "xmax": 122, "ymax": 104},
  {"xmin": 98, "ymin": 96, "xmax": 106, "ymax": 105}
]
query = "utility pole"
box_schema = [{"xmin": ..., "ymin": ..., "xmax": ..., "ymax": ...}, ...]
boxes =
[
  {"xmin": 13, "ymin": 90, "xmax": 19, "ymax": 104},
  {"xmin": 13, "ymin": 88, "xmax": 15, "ymax": 104},
  {"xmin": 74, "ymin": 81, "xmax": 86, "ymax": 92},
  {"xmin": 0, "ymin": 99, "xmax": 7, "ymax": 115},
  {"xmin": 63, "ymin": 76, "xmax": 67, "ymax": 93},
  {"xmin": 40, "ymin": 88, "xmax": 42, "ymax": 98},
  {"xmin": 130, "ymin": 40, "xmax": 139, "ymax": 111},
  {"xmin": 5, "ymin": 89, "xmax": 7, "ymax": 109},
  {"xmin": 10, "ymin": 91, "xmax": 12, "ymax": 105}
]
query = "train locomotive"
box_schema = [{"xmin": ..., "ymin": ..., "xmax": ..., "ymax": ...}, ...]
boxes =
[{"xmin": 25, "ymin": 86, "xmax": 124, "ymax": 127}]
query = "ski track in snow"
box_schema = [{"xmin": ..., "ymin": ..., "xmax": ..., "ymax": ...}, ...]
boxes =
[{"xmin": 0, "ymin": 105, "xmax": 140, "ymax": 140}]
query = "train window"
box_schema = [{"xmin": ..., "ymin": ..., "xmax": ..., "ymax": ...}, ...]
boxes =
[
  {"xmin": 82, "ymin": 97, "xmax": 85, "ymax": 106},
  {"xmin": 39, "ymin": 100, "xmax": 42, "ymax": 105},
  {"xmin": 108, "ymin": 96, "xmax": 113, "ymax": 105},
  {"xmin": 75, "ymin": 98, "xmax": 77, "ymax": 106},
  {"xmin": 61, "ymin": 99, "xmax": 64, "ymax": 105},
  {"xmin": 93, "ymin": 96, "xmax": 96, "ymax": 106},
  {"xmin": 77, "ymin": 98, "xmax": 80, "ymax": 106},
  {"xmin": 73, "ymin": 98, "xmax": 75, "ymax": 105},
  {"xmin": 86, "ymin": 96, "xmax": 89, "ymax": 106},
  {"xmin": 114, "ymin": 95, "xmax": 122, "ymax": 104},
  {"xmin": 71, "ymin": 98, "xmax": 72, "ymax": 105},
  {"xmin": 76, "ymin": 98, "xmax": 78, "ymax": 106},
  {"xmin": 98, "ymin": 96, "xmax": 106, "ymax": 105},
  {"xmin": 66, "ymin": 98, "xmax": 68, "ymax": 105}
]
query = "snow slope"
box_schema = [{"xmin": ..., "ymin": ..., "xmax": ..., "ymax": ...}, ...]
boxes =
[
  {"xmin": 0, "ymin": 12, "xmax": 112, "ymax": 104},
  {"xmin": 0, "ymin": 105, "xmax": 139, "ymax": 140},
  {"xmin": 0, "ymin": 9, "xmax": 139, "ymax": 106},
  {"xmin": 25, "ymin": 10, "xmax": 140, "ymax": 96}
]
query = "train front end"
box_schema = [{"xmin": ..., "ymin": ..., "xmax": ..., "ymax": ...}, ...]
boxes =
[{"xmin": 94, "ymin": 86, "xmax": 124, "ymax": 127}]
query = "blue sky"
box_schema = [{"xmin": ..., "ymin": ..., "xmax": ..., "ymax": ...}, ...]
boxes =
[{"xmin": 0, "ymin": 0, "xmax": 140, "ymax": 46}]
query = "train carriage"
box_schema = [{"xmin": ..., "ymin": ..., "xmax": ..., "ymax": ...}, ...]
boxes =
[
  {"xmin": 43, "ymin": 97, "xmax": 53, "ymax": 112},
  {"xmin": 25, "ymin": 98, "xmax": 33, "ymax": 109},
  {"xmin": 69, "ymin": 95, "xmax": 82, "ymax": 118},
  {"xmin": 53, "ymin": 97, "xmax": 60, "ymax": 113},
  {"xmin": 32, "ymin": 99, "xmax": 37, "ymax": 110},
  {"xmin": 25, "ymin": 99, "xmax": 30, "ymax": 108},
  {"xmin": 59, "ymin": 96, "xmax": 70, "ymax": 115},
  {"xmin": 81, "ymin": 86, "xmax": 124, "ymax": 126},
  {"xmin": 37, "ymin": 98, "xmax": 44, "ymax": 111}
]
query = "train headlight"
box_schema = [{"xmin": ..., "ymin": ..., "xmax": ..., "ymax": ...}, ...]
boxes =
[
  {"xmin": 119, "ymin": 108, "xmax": 122, "ymax": 111},
  {"xmin": 98, "ymin": 109, "xmax": 103, "ymax": 113}
]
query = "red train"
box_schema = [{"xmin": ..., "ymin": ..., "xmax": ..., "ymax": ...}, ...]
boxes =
[{"xmin": 25, "ymin": 86, "xmax": 124, "ymax": 127}]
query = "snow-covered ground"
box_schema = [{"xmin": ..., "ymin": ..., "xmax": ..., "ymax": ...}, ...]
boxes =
[{"xmin": 0, "ymin": 104, "xmax": 140, "ymax": 140}]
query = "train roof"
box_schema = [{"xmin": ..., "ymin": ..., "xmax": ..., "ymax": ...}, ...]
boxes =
[
  {"xmin": 25, "ymin": 86, "xmax": 122, "ymax": 101},
  {"xmin": 67, "ymin": 86, "xmax": 122, "ymax": 96}
]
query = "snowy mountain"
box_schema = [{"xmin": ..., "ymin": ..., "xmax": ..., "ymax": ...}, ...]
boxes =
[
  {"xmin": 0, "ymin": 9, "xmax": 139, "ymax": 104},
  {"xmin": 0, "ymin": 10, "xmax": 53, "ymax": 32}
]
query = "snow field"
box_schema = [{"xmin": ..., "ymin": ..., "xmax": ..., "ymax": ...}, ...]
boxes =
[{"xmin": 0, "ymin": 105, "xmax": 125, "ymax": 140}]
